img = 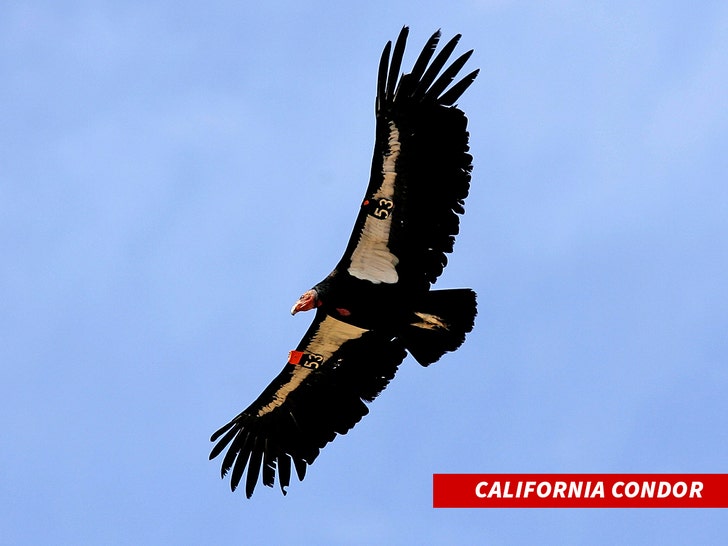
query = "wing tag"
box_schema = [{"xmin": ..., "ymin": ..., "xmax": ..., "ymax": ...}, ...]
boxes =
[
  {"xmin": 362, "ymin": 197, "xmax": 394, "ymax": 219},
  {"xmin": 287, "ymin": 350, "xmax": 324, "ymax": 369}
]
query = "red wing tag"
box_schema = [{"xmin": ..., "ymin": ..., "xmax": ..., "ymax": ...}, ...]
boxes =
[
  {"xmin": 287, "ymin": 350, "xmax": 324, "ymax": 369},
  {"xmin": 287, "ymin": 350, "xmax": 304, "ymax": 365}
]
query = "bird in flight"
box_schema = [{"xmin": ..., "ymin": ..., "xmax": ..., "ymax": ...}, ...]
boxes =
[{"xmin": 210, "ymin": 27, "xmax": 479, "ymax": 498}]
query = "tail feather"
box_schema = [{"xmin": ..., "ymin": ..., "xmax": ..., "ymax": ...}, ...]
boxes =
[{"xmin": 401, "ymin": 288, "xmax": 477, "ymax": 366}]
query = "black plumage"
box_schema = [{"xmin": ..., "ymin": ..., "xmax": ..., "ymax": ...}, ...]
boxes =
[{"xmin": 210, "ymin": 27, "xmax": 478, "ymax": 498}]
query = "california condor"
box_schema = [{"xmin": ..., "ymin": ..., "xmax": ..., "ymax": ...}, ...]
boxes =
[{"xmin": 210, "ymin": 27, "xmax": 479, "ymax": 498}]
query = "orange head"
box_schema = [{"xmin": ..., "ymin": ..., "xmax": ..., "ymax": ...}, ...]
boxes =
[{"xmin": 291, "ymin": 289, "xmax": 319, "ymax": 315}]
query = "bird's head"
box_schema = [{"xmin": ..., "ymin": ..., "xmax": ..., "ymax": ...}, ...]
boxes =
[{"xmin": 291, "ymin": 289, "xmax": 320, "ymax": 315}]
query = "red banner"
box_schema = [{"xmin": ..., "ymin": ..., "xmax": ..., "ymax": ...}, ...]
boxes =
[{"xmin": 433, "ymin": 474, "xmax": 728, "ymax": 508}]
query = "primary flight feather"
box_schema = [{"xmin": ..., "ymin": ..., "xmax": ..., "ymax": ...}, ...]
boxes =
[{"xmin": 210, "ymin": 27, "xmax": 479, "ymax": 498}]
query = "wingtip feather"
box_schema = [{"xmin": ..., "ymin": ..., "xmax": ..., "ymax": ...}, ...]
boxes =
[
  {"xmin": 439, "ymin": 68, "xmax": 480, "ymax": 106},
  {"xmin": 245, "ymin": 443, "xmax": 264, "ymax": 498},
  {"xmin": 386, "ymin": 26, "xmax": 409, "ymax": 100}
]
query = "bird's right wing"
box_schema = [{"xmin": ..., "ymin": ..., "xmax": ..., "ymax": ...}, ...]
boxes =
[{"xmin": 209, "ymin": 308, "xmax": 407, "ymax": 497}]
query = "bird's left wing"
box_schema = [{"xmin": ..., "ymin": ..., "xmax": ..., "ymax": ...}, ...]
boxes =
[
  {"xmin": 209, "ymin": 308, "xmax": 406, "ymax": 497},
  {"xmin": 336, "ymin": 27, "xmax": 478, "ymax": 292}
]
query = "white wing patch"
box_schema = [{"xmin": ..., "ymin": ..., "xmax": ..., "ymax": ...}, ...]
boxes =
[
  {"xmin": 256, "ymin": 367, "xmax": 313, "ymax": 417},
  {"xmin": 305, "ymin": 314, "xmax": 368, "ymax": 360},
  {"xmin": 348, "ymin": 121, "xmax": 401, "ymax": 284},
  {"xmin": 256, "ymin": 315, "xmax": 368, "ymax": 417}
]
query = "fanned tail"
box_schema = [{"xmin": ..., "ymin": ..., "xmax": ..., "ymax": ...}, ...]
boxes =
[{"xmin": 401, "ymin": 288, "xmax": 477, "ymax": 366}]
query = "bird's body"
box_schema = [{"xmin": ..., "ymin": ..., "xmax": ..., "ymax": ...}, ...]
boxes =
[{"xmin": 210, "ymin": 27, "xmax": 479, "ymax": 498}]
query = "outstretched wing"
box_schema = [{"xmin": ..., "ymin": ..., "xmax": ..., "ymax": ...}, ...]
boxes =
[
  {"xmin": 338, "ymin": 27, "xmax": 479, "ymax": 291},
  {"xmin": 209, "ymin": 309, "xmax": 407, "ymax": 498}
]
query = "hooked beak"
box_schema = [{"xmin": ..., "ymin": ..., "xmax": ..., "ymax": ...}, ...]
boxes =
[{"xmin": 291, "ymin": 289, "xmax": 318, "ymax": 315}]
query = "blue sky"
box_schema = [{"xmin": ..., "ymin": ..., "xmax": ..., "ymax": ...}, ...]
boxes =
[{"xmin": 2, "ymin": 1, "xmax": 727, "ymax": 544}]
